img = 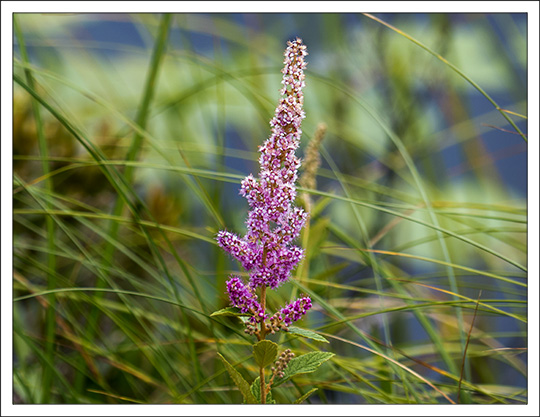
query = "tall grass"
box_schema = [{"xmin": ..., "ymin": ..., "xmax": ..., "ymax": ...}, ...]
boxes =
[{"xmin": 12, "ymin": 13, "xmax": 527, "ymax": 405}]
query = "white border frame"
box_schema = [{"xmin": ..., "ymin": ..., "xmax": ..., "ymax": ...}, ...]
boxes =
[{"xmin": 2, "ymin": 2, "xmax": 538, "ymax": 416}]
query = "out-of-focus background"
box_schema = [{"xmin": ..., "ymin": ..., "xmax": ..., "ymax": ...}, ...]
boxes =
[{"xmin": 13, "ymin": 13, "xmax": 527, "ymax": 404}]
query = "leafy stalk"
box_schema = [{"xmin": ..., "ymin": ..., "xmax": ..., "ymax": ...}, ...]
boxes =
[{"xmin": 214, "ymin": 38, "xmax": 332, "ymax": 404}]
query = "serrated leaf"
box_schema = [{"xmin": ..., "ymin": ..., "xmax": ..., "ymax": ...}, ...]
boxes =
[
  {"xmin": 250, "ymin": 377, "xmax": 273, "ymax": 404},
  {"xmin": 253, "ymin": 340, "xmax": 278, "ymax": 369},
  {"xmin": 294, "ymin": 387, "xmax": 318, "ymax": 404},
  {"xmin": 272, "ymin": 351, "xmax": 334, "ymax": 387},
  {"xmin": 217, "ymin": 353, "xmax": 257, "ymax": 404},
  {"xmin": 287, "ymin": 326, "xmax": 329, "ymax": 343},
  {"xmin": 210, "ymin": 306, "xmax": 250, "ymax": 317}
]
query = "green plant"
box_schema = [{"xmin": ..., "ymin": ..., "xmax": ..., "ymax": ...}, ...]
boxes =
[{"xmin": 211, "ymin": 38, "xmax": 333, "ymax": 404}]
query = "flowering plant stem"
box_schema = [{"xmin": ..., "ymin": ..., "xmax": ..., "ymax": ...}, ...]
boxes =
[
  {"xmin": 259, "ymin": 286, "xmax": 267, "ymax": 403},
  {"xmin": 214, "ymin": 38, "xmax": 332, "ymax": 405}
]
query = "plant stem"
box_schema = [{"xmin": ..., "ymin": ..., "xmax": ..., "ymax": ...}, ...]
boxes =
[
  {"xmin": 259, "ymin": 285, "xmax": 267, "ymax": 403},
  {"xmin": 260, "ymin": 286, "xmax": 267, "ymax": 339}
]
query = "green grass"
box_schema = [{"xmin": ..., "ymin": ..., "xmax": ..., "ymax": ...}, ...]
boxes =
[{"xmin": 12, "ymin": 13, "xmax": 527, "ymax": 405}]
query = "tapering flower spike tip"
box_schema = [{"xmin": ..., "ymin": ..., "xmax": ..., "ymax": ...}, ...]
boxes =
[{"xmin": 217, "ymin": 38, "xmax": 312, "ymax": 333}]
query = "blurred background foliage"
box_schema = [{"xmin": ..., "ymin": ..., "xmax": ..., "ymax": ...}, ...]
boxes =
[{"xmin": 13, "ymin": 13, "xmax": 527, "ymax": 404}]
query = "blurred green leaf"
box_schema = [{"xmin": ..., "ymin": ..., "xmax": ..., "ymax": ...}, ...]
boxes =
[
  {"xmin": 294, "ymin": 388, "xmax": 318, "ymax": 404},
  {"xmin": 217, "ymin": 353, "xmax": 257, "ymax": 404}
]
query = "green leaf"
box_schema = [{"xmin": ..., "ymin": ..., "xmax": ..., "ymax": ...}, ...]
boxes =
[
  {"xmin": 250, "ymin": 377, "xmax": 273, "ymax": 404},
  {"xmin": 210, "ymin": 306, "xmax": 250, "ymax": 317},
  {"xmin": 287, "ymin": 326, "xmax": 329, "ymax": 343},
  {"xmin": 272, "ymin": 351, "xmax": 334, "ymax": 387},
  {"xmin": 253, "ymin": 340, "xmax": 278, "ymax": 369},
  {"xmin": 294, "ymin": 388, "xmax": 318, "ymax": 404},
  {"xmin": 217, "ymin": 353, "xmax": 258, "ymax": 404}
]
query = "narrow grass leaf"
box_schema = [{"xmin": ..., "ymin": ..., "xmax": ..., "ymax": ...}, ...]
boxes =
[
  {"xmin": 458, "ymin": 291, "xmax": 482, "ymax": 404},
  {"xmin": 362, "ymin": 13, "xmax": 527, "ymax": 142},
  {"xmin": 217, "ymin": 353, "xmax": 258, "ymax": 404},
  {"xmin": 294, "ymin": 388, "xmax": 319, "ymax": 404},
  {"xmin": 86, "ymin": 390, "xmax": 145, "ymax": 404},
  {"xmin": 317, "ymin": 332, "xmax": 455, "ymax": 404}
]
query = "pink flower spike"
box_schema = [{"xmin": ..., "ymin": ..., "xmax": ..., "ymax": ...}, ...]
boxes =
[
  {"xmin": 217, "ymin": 38, "xmax": 311, "ymax": 335},
  {"xmin": 277, "ymin": 296, "xmax": 312, "ymax": 327},
  {"xmin": 216, "ymin": 38, "xmax": 309, "ymax": 290}
]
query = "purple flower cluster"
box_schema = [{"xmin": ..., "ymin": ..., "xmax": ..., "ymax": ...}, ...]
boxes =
[
  {"xmin": 226, "ymin": 277, "xmax": 259, "ymax": 313},
  {"xmin": 277, "ymin": 297, "xmax": 312, "ymax": 327},
  {"xmin": 217, "ymin": 38, "xmax": 312, "ymax": 333}
]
